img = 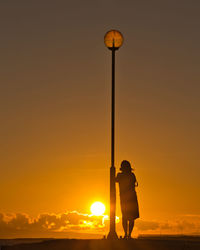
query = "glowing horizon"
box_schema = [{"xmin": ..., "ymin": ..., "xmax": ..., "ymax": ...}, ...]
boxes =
[{"xmin": 0, "ymin": 0, "xmax": 200, "ymax": 239}]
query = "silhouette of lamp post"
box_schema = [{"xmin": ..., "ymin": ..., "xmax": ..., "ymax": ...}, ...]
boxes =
[{"xmin": 104, "ymin": 30, "xmax": 124, "ymax": 239}]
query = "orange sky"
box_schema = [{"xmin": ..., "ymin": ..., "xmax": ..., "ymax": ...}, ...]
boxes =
[{"xmin": 0, "ymin": 1, "xmax": 200, "ymax": 238}]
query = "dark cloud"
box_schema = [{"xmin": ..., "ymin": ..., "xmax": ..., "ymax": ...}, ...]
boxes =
[
  {"xmin": 135, "ymin": 215, "xmax": 200, "ymax": 235},
  {"xmin": 0, "ymin": 212, "xmax": 199, "ymax": 238},
  {"xmin": 0, "ymin": 211, "xmax": 107, "ymax": 238},
  {"xmin": 136, "ymin": 220, "xmax": 159, "ymax": 231}
]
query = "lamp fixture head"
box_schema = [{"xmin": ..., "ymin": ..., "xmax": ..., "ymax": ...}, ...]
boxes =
[{"xmin": 104, "ymin": 30, "xmax": 124, "ymax": 50}]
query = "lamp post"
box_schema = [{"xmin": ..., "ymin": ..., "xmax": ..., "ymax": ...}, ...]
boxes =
[{"xmin": 104, "ymin": 30, "xmax": 124, "ymax": 239}]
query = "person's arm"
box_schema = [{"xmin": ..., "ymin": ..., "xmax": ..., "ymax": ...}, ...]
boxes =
[
  {"xmin": 115, "ymin": 173, "xmax": 119, "ymax": 182},
  {"xmin": 132, "ymin": 173, "xmax": 138, "ymax": 187}
]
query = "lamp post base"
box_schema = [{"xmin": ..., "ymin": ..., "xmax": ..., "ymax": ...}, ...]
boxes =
[{"xmin": 107, "ymin": 230, "xmax": 118, "ymax": 240}]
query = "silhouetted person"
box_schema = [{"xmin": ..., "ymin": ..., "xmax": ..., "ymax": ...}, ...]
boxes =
[{"xmin": 116, "ymin": 160, "xmax": 139, "ymax": 239}]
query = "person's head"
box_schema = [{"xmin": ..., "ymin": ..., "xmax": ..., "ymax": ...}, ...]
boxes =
[{"xmin": 120, "ymin": 160, "xmax": 133, "ymax": 173}]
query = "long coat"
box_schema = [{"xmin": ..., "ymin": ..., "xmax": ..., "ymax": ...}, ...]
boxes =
[{"xmin": 116, "ymin": 172, "xmax": 139, "ymax": 220}]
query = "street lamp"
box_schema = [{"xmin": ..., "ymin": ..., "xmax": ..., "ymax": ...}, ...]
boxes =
[{"xmin": 104, "ymin": 30, "xmax": 124, "ymax": 239}]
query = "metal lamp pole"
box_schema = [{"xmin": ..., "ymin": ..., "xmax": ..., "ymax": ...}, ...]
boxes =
[{"xmin": 104, "ymin": 30, "xmax": 123, "ymax": 240}]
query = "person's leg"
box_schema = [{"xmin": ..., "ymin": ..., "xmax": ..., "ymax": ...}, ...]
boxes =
[
  {"xmin": 122, "ymin": 216, "xmax": 128, "ymax": 238},
  {"xmin": 128, "ymin": 220, "xmax": 134, "ymax": 238}
]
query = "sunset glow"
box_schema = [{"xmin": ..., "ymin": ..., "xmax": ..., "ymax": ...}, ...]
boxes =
[
  {"xmin": 0, "ymin": 0, "xmax": 200, "ymax": 240},
  {"xmin": 90, "ymin": 202, "xmax": 106, "ymax": 216}
]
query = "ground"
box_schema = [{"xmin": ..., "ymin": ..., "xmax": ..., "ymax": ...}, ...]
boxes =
[{"xmin": 1, "ymin": 237, "xmax": 200, "ymax": 250}]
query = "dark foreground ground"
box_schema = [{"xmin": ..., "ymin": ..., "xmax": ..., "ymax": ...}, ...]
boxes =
[{"xmin": 1, "ymin": 237, "xmax": 200, "ymax": 250}]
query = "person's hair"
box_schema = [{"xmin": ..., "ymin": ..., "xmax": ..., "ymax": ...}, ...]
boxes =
[{"xmin": 120, "ymin": 160, "xmax": 133, "ymax": 172}]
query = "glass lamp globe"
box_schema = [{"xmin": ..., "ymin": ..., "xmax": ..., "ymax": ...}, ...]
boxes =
[{"xmin": 104, "ymin": 30, "xmax": 124, "ymax": 50}]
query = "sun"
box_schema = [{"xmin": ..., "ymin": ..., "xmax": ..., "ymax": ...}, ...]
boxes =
[{"xmin": 90, "ymin": 202, "xmax": 106, "ymax": 216}]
